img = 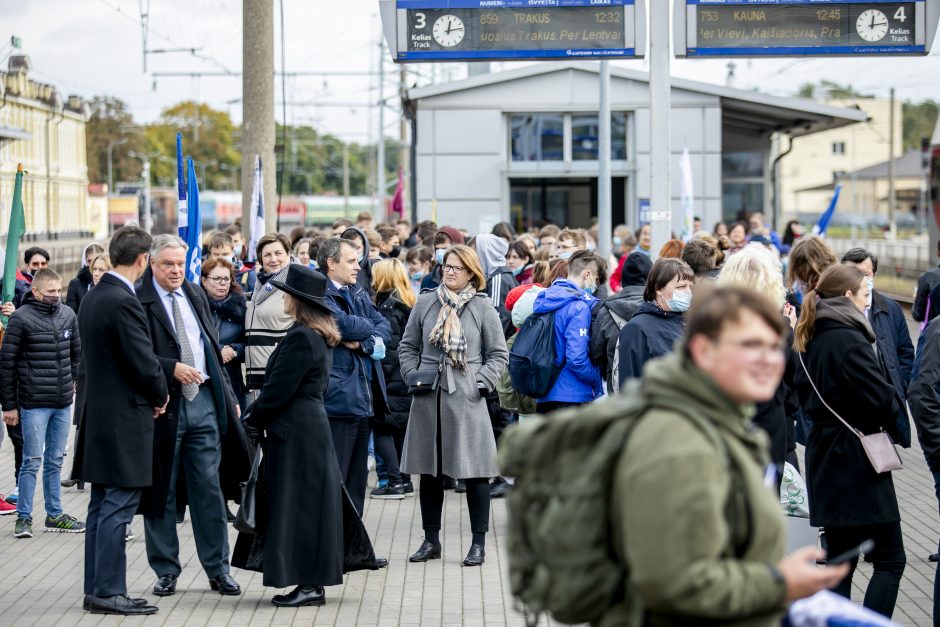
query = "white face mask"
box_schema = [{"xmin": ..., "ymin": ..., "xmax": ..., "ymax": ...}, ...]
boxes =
[{"xmin": 865, "ymin": 276, "xmax": 874, "ymax": 309}]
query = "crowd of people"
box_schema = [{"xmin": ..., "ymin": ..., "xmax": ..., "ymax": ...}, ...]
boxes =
[{"xmin": 0, "ymin": 206, "xmax": 935, "ymax": 624}]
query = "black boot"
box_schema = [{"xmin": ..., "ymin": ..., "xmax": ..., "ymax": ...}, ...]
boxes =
[{"xmin": 271, "ymin": 585, "xmax": 325, "ymax": 607}]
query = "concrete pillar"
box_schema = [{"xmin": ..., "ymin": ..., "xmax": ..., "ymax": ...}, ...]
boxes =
[{"xmin": 242, "ymin": 0, "xmax": 277, "ymax": 235}]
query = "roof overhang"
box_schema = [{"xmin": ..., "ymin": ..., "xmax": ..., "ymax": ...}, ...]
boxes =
[{"xmin": 0, "ymin": 125, "xmax": 32, "ymax": 142}]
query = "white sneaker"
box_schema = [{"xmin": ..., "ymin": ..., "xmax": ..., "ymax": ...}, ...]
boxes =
[{"xmin": 367, "ymin": 455, "xmax": 376, "ymax": 472}]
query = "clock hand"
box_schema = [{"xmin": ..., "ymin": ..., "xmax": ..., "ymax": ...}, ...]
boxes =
[
  {"xmin": 446, "ymin": 18, "xmax": 452, "ymax": 34},
  {"xmin": 870, "ymin": 13, "xmax": 876, "ymax": 29}
]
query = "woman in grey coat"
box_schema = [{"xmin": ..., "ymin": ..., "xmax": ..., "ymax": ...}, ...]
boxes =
[{"xmin": 399, "ymin": 244, "xmax": 509, "ymax": 567}]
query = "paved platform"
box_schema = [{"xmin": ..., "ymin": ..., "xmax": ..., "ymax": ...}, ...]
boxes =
[{"xmin": 0, "ymin": 408, "xmax": 938, "ymax": 624}]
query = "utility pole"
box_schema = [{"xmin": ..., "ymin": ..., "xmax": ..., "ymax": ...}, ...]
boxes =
[
  {"xmin": 888, "ymin": 87, "xmax": 897, "ymax": 239},
  {"xmin": 242, "ymin": 0, "xmax": 277, "ymax": 234},
  {"xmin": 343, "ymin": 142, "xmax": 351, "ymax": 218},
  {"xmin": 598, "ymin": 60, "xmax": 612, "ymax": 261},
  {"xmin": 142, "ymin": 160, "xmax": 152, "ymax": 232},
  {"xmin": 649, "ymin": 1, "xmax": 672, "ymax": 257},
  {"xmin": 400, "ymin": 65, "xmax": 410, "ymax": 218},
  {"xmin": 376, "ymin": 38, "xmax": 386, "ymax": 219}
]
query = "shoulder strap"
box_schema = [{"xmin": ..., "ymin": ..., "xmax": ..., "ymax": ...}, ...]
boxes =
[{"xmin": 797, "ymin": 352, "xmax": 864, "ymax": 439}]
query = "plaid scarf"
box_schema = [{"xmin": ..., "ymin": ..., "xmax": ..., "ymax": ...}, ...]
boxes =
[{"xmin": 429, "ymin": 284, "xmax": 476, "ymax": 372}]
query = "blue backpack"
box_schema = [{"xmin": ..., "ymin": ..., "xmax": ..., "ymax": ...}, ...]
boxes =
[{"xmin": 509, "ymin": 310, "xmax": 564, "ymax": 399}]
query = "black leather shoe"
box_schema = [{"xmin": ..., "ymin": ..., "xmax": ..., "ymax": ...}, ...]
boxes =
[
  {"xmin": 455, "ymin": 479, "xmax": 467, "ymax": 493},
  {"xmin": 88, "ymin": 594, "xmax": 158, "ymax": 615},
  {"xmin": 463, "ymin": 544, "xmax": 485, "ymax": 567},
  {"xmin": 208, "ymin": 573, "xmax": 241, "ymax": 595},
  {"xmin": 83, "ymin": 595, "xmax": 148, "ymax": 611},
  {"xmin": 408, "ymin": 540, "xmax": 442, "ymax": 562},
  {"xmin": 490, "ymin": 477, "xmax": 511, "ymax": 499},
  {"xmin": 152, "ymin": 574, "xmax": 178, "ymax": 597},
  {"xmin": 271, "ymin": 585, "xmax": 325, "ymax": 607},
  {"xmin": 226, "ymin": 505, "xmax": 236, "ymax": 523},
  {"xmin": 442, "ymin": 476, "xmax": 457, "ymax": 490},
  {"xmin": 930, "ymin": 552, "xmax": 939, "ymax": 563},
  {"xmin": 375, "ymin": 557, "xmax": 388, "ymax": 569}
]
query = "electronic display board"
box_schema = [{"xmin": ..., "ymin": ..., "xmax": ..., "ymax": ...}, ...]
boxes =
[
  {"xmin": 381, "ymin": 0, "xmax": 646, "ymax": 61},
  {"xmin": 677, "ymin": 0, "xmax": 929, "ymax": 56}
]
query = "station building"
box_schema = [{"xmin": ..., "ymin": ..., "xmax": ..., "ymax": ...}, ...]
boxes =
[{"xmin": 405, "ymin": 61, "xmax": 868, "ymax": 234}]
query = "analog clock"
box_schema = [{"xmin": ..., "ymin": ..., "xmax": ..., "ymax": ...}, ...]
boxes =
[
  {"xmin": 432, "ymin": 15, "xmax": 465, "ymax": 47},
  {"xmin": 856, "ymin": 9, "xmax": 889, "ymax": 42}
]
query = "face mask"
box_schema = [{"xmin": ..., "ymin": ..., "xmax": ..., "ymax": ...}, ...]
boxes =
[
  {"xmin": 613, "ymin": 236, "xmax": 623, "ymax": 247},
  {"xmin": 411, "ymin": 271, "xmax": 426, "ymax": 282},
  {"xmin": 667, "ymin": 289, "xmax": 692, "ymax": 313},
  {"xmin": 865, "ymin": 277, "xmax": 874, "ymax": 308},
  {"xmin": 558, "ymin": 251, "xmax": 573, "ymax": 260},
  {"xmin": 389, "ymin": 246, "xmax": 401, "ymax": 259},
  {"xmin": 792, "ymin": 280, "xmax": 804, "ymax": 305},
  {"xmin": 584, "ymin": 284, "xmax": 597, "ymax": 296},
  {"xmin": 436, "ymin": 249, "xmax": 446, "ymax": 265},
  {"xmin": 357, "ymin": 254, "xmax": 364, "ymax": 264},
  {"xmin": 233, "ymin": 244, "xmax": 243, "ymax": 258},
  {"xmin": 41, "ymin": 294, "xmax": 60, "ymax": 306},
  {"xmin": 511, "ymin": 266, "xmax": 524, "ymax": 277}
]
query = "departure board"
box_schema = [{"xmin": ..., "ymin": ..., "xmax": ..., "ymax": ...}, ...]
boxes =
[
  {"xmin": 394, "ymin": 0, "xmax": 643, "ymax": 61},
  {"xmin": 681, "ymin": 0, "xmax": 927, "ymax": 56}
]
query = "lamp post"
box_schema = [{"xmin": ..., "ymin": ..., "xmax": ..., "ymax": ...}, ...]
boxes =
[{"xmin": 107, "ymin": 137, "xmax": 128, "ymax": 194}]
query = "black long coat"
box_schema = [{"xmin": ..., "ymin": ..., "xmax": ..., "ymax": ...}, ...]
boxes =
[
  {"xmin": 72, "ymin": 274, "xmax": 168, "ymax": 487},
  {"xmin": 794, "ymin": 311, "xmax": 901, "ymax": 528},
  {"xmin": 136, "ymin": 268, "xmax": 250, "ymax": 518},
  {"xmin": 375, "ymin": 290, "xmax": 411, "ymax": 430},
  {"xmin": 232, "ymin": 324, "xmax": 376, "ymax": 587}
]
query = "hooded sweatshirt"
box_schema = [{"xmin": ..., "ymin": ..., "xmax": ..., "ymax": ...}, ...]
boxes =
[
  {"xmin": 532, "ymin": 278, "xmax": 603, "ymax": 404},
  {"xmin": 342, "ymin": 226, "xmax": 375, "ymax": 297},
  {"xmin": 477, "ymin": 233, "xmax": 517, "ymax": 339},
  {"xmin": 65, "ymin": 243, "xmax": 100, "ymax": 313}
]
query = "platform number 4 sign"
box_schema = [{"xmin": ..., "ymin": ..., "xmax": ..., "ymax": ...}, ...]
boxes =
[{"xmin": 895, "ymin": 6, "xmax": 907, "ymax": 22}]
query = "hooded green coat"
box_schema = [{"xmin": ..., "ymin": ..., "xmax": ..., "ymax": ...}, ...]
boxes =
[{"xmin": 601, "ymin": 353, "xmax": 788, "ymax": 627}]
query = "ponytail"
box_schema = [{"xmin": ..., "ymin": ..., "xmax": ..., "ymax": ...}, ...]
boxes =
[{"xmin": 793, "ymin": 289, "xmax": 818, "ymax": 352}]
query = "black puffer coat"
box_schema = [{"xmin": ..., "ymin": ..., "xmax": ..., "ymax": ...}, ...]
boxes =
[
  {"xmin": 375, "ymin": 290, "xmax": 412, "ymax": 429},
  {"xmin": 0, "ymin": 294, "xmax": 81, "ymax": 410}
]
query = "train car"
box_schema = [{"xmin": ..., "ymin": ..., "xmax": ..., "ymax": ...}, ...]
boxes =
[
  {"xmin": 302, "ymin": 195, "xmax": 374, "ymax": 227},
  {"xmin": 929, "ymin": 119, "xmax": 940, "ymax": 258}
]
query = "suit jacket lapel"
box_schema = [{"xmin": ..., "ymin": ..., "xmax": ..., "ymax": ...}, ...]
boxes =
[{"xmin": 137, "ymin": 269, "xmax": 180, "ymax": 344}]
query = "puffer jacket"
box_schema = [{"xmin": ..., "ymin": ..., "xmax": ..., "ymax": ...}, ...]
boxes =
[
  {"xmin": 531, "ymin": 278, "xmax": 603, "ymax": 404},
  {"xmin": 617, "ymin": 301, "xmax": 685, "ymax": 389},
  {"xmin": 0, "ymin": 294, "xmax": 81, "ymax": 410},
  {"xmin": 375, "ymin": 290, "xmax": 412, "ymax": 430}
]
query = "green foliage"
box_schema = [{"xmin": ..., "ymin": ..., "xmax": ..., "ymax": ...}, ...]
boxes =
[
  {"xmin": 902, "ymin": 100, "xmax": 939, "ymax": 151},
  {"xmin": 85, "ymin": 96, "xmax": 146, "ymax": 187}
]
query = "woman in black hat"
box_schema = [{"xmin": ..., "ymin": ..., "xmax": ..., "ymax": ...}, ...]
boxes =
[{"xmin": 232, "ymin": 265, "xmax": 377, "ymax": 607}]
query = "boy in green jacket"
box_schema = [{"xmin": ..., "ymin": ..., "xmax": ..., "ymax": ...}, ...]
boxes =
[{"xmin": 604, "ymin": 287, "xmax": 849, "ymax": 626}]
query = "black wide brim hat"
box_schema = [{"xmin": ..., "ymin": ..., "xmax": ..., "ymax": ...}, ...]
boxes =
[{"xmin": 270, "ymin": 264, "xmax": 334, "ymax": 312}]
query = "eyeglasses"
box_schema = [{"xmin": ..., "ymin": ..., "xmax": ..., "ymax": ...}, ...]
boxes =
[
  {"xmin": 442, "ymin": 264, "xmax": 466, "ymax": 274},
  {"xmin": 714, "ymin": 338, "xmax": 786, "ymax": 360},
  {"xmin": 205, "ymin": 276, "xmax": 232, "ymax": 285}
]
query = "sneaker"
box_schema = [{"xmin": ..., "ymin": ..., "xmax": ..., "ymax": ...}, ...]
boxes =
[
  {"xmin": 13, "ymin": 517, "xmax": 32, "ymax": 538},
  {"xmin": 5, "ymin": 487, "xmax": 18, "ymax": 505},
  {"xmin": 376, "ymin": 478, "xmax": 388, "ymax": 490},
  {"xmin": 370, "ymin": 484, "xmax": 406, "ymax": 500},
  {"xmin": 125, "ymin": 524, "xmax": 135, "ymax": 542},
  {"xmin": 0, "ymin": 498, "xmax": 16, "ymax": 515},
  {"xmin": 403, "ymin": 481, "xmax": 415, "ymax": 497},
  {"xmin": 45, "ymin": 513, "xmax": 86, "ymax": 533}
]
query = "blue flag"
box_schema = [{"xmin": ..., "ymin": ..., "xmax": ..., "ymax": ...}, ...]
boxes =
[
  {"xmin": 812, "ymin": 184, "xmax": 842, "ymax": 238},
  {"xmin": 180, "ymin": 157, "xmax": 202, "ymax": 283}
]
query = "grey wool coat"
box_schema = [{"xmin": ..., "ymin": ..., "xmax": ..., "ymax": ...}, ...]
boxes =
[{"xmin": 399, "ymin": 290, "xmax": 509, "ymax": 479}]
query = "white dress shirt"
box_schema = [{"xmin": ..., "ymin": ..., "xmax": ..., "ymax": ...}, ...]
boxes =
[{"xmin": 152, "ymin": 278, "xmax": 210, "ymax": 381}]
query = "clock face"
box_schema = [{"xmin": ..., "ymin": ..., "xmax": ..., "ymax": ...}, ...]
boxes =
[
  {"xmin": 432, "ymin": 15, "xmax": 465, "ymax": 48},
  {"xmin": 856, "ymin": 9, "xmax": 889, "ymax": 42}
]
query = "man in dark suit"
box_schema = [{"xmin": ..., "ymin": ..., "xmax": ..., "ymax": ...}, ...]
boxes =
[
  {"xmin": 73, "ymin": 226, "xmax": 168, "ymax": 616},
  {"xmin": 137, "ymin": 234, "xmax": 248, "ymax": 598}
]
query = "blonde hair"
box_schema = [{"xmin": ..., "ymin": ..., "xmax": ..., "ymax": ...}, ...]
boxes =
[
  {"xmin": 716, "ymin": 244, "xmax": 786, "ymax": 311},
  {"xmin": 372, "ymin": 258, "xmax": 416, "ymax": 308},
  {"xmin": 443, "ymin": 245, "xmax": 486, "ymax": 292},
  {"xmin": 92, "ymin": 253, "xmax": 112, "ymax": 272}
]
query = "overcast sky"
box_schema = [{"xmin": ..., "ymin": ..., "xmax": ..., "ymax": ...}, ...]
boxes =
[{"xmin": 3, "ymin": 0, "xmax": 940, "ymax": 143}]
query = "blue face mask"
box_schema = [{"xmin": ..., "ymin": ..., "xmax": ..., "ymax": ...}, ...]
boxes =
[
  {"xmin": 511, "ymin": 266, "xmax": 524, "ymax": 277},
  {"xmin": 613, "ymin": 236, "xmax": 623, "ymax": 247},
  {"xmin": 667, "ymin": 289, "xmax": 692, "ymax": 313},
  {"xmin": 558, "ymin": 251, "xmax": 573, "ymax": 260},
  {"xmin": 436, "ymin": 249, "xmax": 446, "ymax": 265},
  {"xmin": 792, "ymin": 280, "xmax": 804, "ymax": 305},
  {"xmin": 584, "ymin": 284, "xmax": 597, "ymax": 296},
  {"xmin": 411, "ymin": 271, "xmax": 426, "ymax": 282}
]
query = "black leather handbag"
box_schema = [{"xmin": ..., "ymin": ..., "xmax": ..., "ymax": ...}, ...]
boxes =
[
  {"xmin": 234, "ymin": 446, "xmax": 262, "ymax": 534},
  {"xmin": 405, "ymin": 367, "xmax": 440, "ymax": 396}
]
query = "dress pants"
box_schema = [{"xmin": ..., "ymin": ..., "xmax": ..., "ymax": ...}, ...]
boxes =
[
  {"xmin": 144, "ymin": 385, "xmax": 230, "ymax": 579},
  {"xmin": 84, "ymin": 484, "xmax": 141, "ymax": 596},
  {"xmin": 329, "ymin": 415, "xmax": 370, "ymax": 515}
]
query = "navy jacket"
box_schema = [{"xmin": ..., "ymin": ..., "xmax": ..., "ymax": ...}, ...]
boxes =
[
  {"xmin": 323, "ymin": 278, "xmax": 392, "ymax": 419},
  {"xmin": 868, "ymin": 290, "xmax": 914, "ymax": 447},
  {"xmin": 909, "ymin": 317, "xmax": 940, "ymax": 467},
  {"xmin": 617, "ymin": 302, "xmax": 685, "ymax": 389},
  {"xmin": 913, "ymin": 264, "xmax": 940, "ymax": 323}
]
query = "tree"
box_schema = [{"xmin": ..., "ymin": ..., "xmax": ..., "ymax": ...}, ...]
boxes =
[
  {"xmin": 794, "ymin": 81, "xmax": 871, "ymax": 101},
  {"xmin": 145, "ymin": 101, "xmax": 241, "ymax": 190},
  {"xmin": 84, "ymin": 96, "xmax": 145, "ymax": 187},
  {"xmin": 903, "ymin": 99, "xmax": 939, "ymax": 151}
]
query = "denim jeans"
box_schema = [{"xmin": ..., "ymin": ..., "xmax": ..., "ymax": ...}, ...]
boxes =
[
  {"xmin": 929, "ymin": 465, "xmax": 940, "ymax": 621},
  {"xmin": 17, "ymin": 405, "xmax": 72, "ymax": 520}
]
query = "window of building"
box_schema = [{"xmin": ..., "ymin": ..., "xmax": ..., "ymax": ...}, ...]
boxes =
[
  {"xmin": 832, "ymin": 141, "xmax": 846, "ymax": 155},
  {"xmin": 571, "ymin": 113, "xmax": 627, "ymax": 160},
  {"xmin": 722, "ymin": 150, "xmax": 765, "ymax": 223},
  {"xmin": 511, "ymin": 114, "xmax": 564, "ymax": 162}
]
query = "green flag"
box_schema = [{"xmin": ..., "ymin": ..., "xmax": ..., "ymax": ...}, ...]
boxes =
[{"xmin": 2, "ymin": 164, "xmax": 25, "ymax": 311}]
